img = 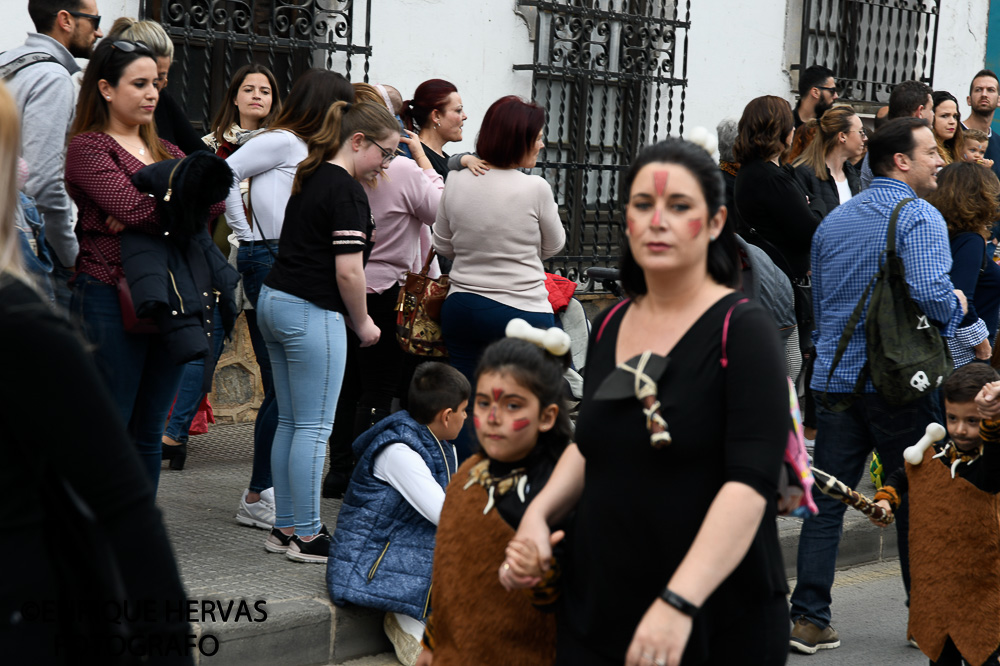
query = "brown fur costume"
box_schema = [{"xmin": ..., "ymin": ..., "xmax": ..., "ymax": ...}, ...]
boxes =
[
  {"xmin": 424, "ymin": 455, "xmax": 556, "ymax": 665},
  {"xmin": 907, "ymin": 446, "xmax": 1000, "ymax": 665}
]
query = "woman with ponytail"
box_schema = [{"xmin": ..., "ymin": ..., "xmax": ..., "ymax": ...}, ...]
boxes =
[
  {"xmin": 256, "ymin": 100, "xmax": 401, "ymax": 563},
  {"xmin": 791, "ymin": 105, "xmax": 865, "ymax": 220},
  {"xmin": 400, "ymin": 79, "xmax": 467, "ymax": 180},
  {"xmin": 223, "ymin": 69, "xmax": 354, "ymax": 533}
]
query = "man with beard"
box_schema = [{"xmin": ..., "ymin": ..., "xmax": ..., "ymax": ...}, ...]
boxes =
[
  {"xmin": 961, "ymin": 69, "xmax": 1000, "ymax": 182},
  {"xmin": 793, "ymin": 65, "xmax": 838, "ymax": 128},
  {"xmin": 0, "ymin": 0, "xmax": 103, "ymax": 308}
]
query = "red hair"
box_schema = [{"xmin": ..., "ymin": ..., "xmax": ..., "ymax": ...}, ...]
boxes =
[
  {"xmin": 476, "ymin": 96, "xmax": 544, "ymax": 169},
  {"xmin": 400, "ymin": 79, "xmax": 458, "ymax": 131}
]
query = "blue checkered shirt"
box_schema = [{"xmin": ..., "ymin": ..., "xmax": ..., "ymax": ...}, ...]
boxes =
[{"xmin": 810, "ymin": 177, "xmax": 963, "ymax": 393}]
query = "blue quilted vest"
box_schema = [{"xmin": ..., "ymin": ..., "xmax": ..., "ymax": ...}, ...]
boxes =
[{"xmin": 326, "ymin": 410, "xmax": 456, "ymax": 618}]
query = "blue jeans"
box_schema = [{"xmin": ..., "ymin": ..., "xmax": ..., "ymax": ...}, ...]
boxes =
[
  {"xmin": 238, "ymin": 241, "xmax": 279, "ymax": 493},
  {"xmin": 789, "ymin": 391, "xmax": 937, "ymax": 628},
  {"xmin": 257, "ymin": 285, "xmax": 347, "ymax": 535},
  {"xmin": 441, "ymin": 292, "xmax": 555, "ymax": 460},
  {"xmin": 71, "ymin": 273, "xmax": 185, "ymax": 492},
  {"xmin": 163, "ymin": 308, "xmax": 226, "ymax": 444}
]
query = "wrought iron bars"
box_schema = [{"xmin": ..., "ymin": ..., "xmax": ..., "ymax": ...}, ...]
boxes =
[
  {"xmin": 514, "ymin": 0, "xmax": 689, "ymax": 281},
  {"xmin": 140, "ymin": 0, "xmax": 372, "ymax": 133},
  {"xmin": 798, "ymin": 0, "xmax": 940, "ymax": 104}
]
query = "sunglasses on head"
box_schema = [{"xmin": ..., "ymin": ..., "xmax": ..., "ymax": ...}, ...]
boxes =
[{"xmin": 110, "ymin": 40, "xmax": 151, "ymax": 54}]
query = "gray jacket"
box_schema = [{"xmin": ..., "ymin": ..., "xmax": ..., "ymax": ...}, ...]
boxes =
[
  {"xmin": 0, "ymin": 33, "xmax": 80, "ymax": 267},
  {"xmin": 737, "ymin": 235, "xmax": 796, "ymax": 343}
]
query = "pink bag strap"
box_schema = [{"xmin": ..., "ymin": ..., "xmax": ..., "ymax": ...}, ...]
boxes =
[
  {"xmin": 595, "ymin": 298, "xmax": 630, "ymax": 343},
  {"xmin": 720, "ymin": 298, "xmax": 750, "ymax": 368}
]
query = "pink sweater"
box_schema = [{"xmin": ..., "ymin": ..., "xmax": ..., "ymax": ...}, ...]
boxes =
[{"xmin": 362, "ymin": 157, "xmax": 444, "ymax": 294}]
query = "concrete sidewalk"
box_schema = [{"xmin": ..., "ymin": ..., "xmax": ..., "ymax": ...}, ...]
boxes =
[{"xmin": 158, "ymin": 423, "xmax": 896, "ymax": 666}]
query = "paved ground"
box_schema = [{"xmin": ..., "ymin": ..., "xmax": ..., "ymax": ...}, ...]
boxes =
[{"xmin": 158, "ymin": 423, "xmax": 897, "ymax": 665}]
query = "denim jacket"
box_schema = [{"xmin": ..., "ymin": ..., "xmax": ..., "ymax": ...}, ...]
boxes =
[
  {"xmin": 327, "ymin": 411, "xmax": 456, "ymax": 618},
  {"xmin": 15, "ymin": 191, "xmax": 54, "ymax": 301}
]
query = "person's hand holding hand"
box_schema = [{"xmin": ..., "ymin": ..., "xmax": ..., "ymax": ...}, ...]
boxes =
[
  {"xmin": 975, "ymin": 337, "xmax": 993, "ymax": 361},
  {"xmin": 976, "ymin": 380, "xmax": 1000, "ymax": 419},
  {"xmin": 415, "ymin": 648, "xmax": 433, "ymax": 666},
  {"xmin": 460, "ymin": 154, "xmax": 490, "ymax": 176},
  {"xmin": 499, "ymin": 532, "xmax": 564, "ymax": 590},
  {"xmin": 869, "ymin": 499, "xmax": 893, "ymax": 527},
  {"xmin": 625, "ymin": 599, "xmax": 693, "ymax": 666}
]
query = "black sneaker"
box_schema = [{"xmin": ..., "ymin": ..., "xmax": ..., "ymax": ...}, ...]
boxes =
[
  {"xmin": 264, "ymin": 528, "xmax": 293, "ymax": 553},
  {"xmin": 286, "ymin": 526, "xmax": 331, "ymax": 563}
]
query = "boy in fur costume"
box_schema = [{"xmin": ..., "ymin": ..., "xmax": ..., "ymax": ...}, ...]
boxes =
[{"xmin": 873, "ymin": 363, "xmax": 1000, "ymax": 665}]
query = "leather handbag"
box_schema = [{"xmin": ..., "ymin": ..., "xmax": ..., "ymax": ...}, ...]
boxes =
[{"xmin": 395, "ymin": 248, "xmax": 449, "ymax": 357}]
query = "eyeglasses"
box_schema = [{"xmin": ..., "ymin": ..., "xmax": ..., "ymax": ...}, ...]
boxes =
[
  {"xmin": 850, "ymin": 128, "xmax": 867, "ymax": 137},
  {"xmin": 367, "ymin": 137, "xmax": 397, "ymax": 166},
  {"xmin": 67, "ymin": 10, "xmax": 101, "ymax": 30},
  {"xmin": 110, "ymin": 40, "xmax": 150, "ymax": 53}
]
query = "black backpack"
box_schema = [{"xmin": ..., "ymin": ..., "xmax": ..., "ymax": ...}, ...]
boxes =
[{"xmin": 825, "ymin": 198, "xmax": 953, "ymax": 409}]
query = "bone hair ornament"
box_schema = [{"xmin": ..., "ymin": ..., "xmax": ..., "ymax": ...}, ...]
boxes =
[
  {"xmin": 505, "ymin": 318, "xmax": 572, "ymax": 357},
  {"xmin": 618, "ymin": 350, "xmax": 672, "ymax": 448},
  {"xmin": 903, "ymin": 422, "xmax": 948, "ymax": 465}
]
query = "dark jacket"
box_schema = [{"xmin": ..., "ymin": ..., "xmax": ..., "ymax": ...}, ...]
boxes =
[
  {"xmin": 328, "ymin": 411, "xmax": 457, "ymax": 619},
  {"xmin": 792, "ymin": 160, "xmax": 861, "ymax": 220},
  {"xmin": 734, "ymin": 159, "xmax": 822, "ymax": 280},
  {"xmin": 123, "ymin": 153, "xmax": 239, "ymax": 390}
]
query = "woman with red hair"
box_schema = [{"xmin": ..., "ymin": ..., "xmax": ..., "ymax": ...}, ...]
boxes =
[
  {"xmin": 433, "ymin": 95, "xmax": 565, "ymax": 460},
  {"xmin": 401, "ymin": 79, "xmax": 467, "ymax": 180}
]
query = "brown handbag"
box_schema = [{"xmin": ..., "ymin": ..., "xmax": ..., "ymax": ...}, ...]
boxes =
[{"xmin": 395, "ymin": 248, "xmax": 449, "ymax": 357}]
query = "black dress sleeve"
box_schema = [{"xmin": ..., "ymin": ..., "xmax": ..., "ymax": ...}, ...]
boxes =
[
  {"xmin": 154, "ymin": 89, "xmax": 209, "ymax": 156},
  {"xmin": 721, "ymin": 302, "xmax": 788, "ymax": 501}
]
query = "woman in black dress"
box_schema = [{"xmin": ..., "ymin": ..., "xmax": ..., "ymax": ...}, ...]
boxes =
[{"xmin": 510, "ymin": 139, "xmax": 790, "ymax": 665}]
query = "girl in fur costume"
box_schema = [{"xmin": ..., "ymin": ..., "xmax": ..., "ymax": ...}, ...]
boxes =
[{"xmin": 415, "ymin": 325, "xmax": 572, "ymax": 666}]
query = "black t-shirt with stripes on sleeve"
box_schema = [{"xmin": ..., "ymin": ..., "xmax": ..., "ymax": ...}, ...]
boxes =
[{"xmin": 264, "ymin": 162, "xmax": 374, "ymax": 313}]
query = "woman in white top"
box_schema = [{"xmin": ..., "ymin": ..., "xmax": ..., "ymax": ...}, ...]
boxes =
[
  {"xmin": 433, "ymin": 95, "xmax": 565, "ymax": 460},
  {"xmin": 224, "ymin": 69, "xmax": 354, "ymax": 532},
  {"xmin": 791, "ymin": 105, "xmax": 866, "ymax": 218}
]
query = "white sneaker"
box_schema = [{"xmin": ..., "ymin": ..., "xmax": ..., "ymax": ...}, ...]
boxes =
[
  {"xmin": 259, "ymin": 487, "xmax": 275, "ymax": 508},
  {"xmin": 236, "ymin": 489, "xmax": 275, "ymax": 529}
]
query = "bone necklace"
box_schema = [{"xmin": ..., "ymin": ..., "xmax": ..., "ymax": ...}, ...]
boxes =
[
  {"xmin": 932, "ymin": 441, "xmax": 983, "ymax": 479},
  {"xmin": 464, "ymin": 458, "xmax": 529, "ymax": 515}
]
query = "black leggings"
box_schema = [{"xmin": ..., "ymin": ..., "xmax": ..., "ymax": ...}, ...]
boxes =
[{"xmin": 932, "ymin": 637, "xmax": 1000, "ymax": 665}]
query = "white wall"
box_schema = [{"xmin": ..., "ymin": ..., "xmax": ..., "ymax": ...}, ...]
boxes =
[
  {"xmin": 362, "ymin": 0, "xmax": 536, "ymax": 155},
  {"xmin": 933, "ymin": 0, "xmax": 990, "ymax": 117}
]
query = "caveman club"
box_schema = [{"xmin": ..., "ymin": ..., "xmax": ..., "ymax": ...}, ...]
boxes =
[{"xmin": 809, "ymin": 466, "xmax": 894, "ymax": 525}]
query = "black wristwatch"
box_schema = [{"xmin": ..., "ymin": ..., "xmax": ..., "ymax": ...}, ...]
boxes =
[{"xmin": 659, "ymin": 588, "xmax": 699, "ymax": 617}]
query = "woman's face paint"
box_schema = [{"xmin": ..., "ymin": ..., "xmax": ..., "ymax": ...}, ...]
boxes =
[
  {"xmin": 687, "ymin": 218, "xmax": 703, "ymax": 238},
  {"xmin": 654, "ymin": 170, "xmax": 669, "ymax": 196}
]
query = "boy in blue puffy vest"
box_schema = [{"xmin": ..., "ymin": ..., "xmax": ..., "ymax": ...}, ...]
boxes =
[{"xmin": 327, "ymin": 362, "xmax": 469, "ymax": 666}]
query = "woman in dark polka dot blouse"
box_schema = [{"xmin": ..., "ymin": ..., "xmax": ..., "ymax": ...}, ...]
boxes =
[{"xmin": 65, "ymin": 39, "xmax": 223, "ymax": 492}]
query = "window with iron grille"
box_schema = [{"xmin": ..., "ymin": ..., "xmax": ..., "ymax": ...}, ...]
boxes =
[
  {"xmin": 139, "ymin": 0, "xmax": 371, "ymax": 133},
  {"xmin": 797, "ymin": 0, "xmax": 940, "ymax": 104},
  {"xmin": 515, "ymin": 0, "xmax": 690, "ymax": 281}
]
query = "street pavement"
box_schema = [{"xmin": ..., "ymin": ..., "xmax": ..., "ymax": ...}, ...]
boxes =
[{"xmin": 789, "ymin": 560, "xmax": 924, "ymax": 665}]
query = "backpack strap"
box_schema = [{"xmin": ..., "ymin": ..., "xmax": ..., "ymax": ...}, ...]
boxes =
[
  {"xmin": 595, "ymin": 298, "xmax": 630, "ymax": 343},
  {"xmin": 822, "ymin": 197, "xmax": 913, "ymax": 411},
  {"xmin": 720, "ymin": 297, "xmax": 750, "ymax": 368},
  {"xmin": 0, "ymin": 52, "xmax": 60, "ymax": 81}
]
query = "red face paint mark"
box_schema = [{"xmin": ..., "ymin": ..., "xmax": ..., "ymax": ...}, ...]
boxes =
[
  {"xmin": 654, "ymin": 170, "xmax": 669, "ymax": 196},
  {"xmin": 473, "ymin": 416, "xmax": 481, "ymax": 430},
  {"xmin": 687, "ymin": 218, "xmax": 703, "ymax": 238},
  {"xmin": 512, "ymin": 418, "xmax": 531, "ymax": 432},
  {"xmin": 492, "ymin": 388, "xmax": 503, "ymax": 402},
  {"xmin": 626, "ymin": 216, "xmax": 636, "ymax": 234},
  {"xmin": 489, "ymin": 406, "xmax": 498, "ymax": 422},
  {"xmin": 651, "ymin": 210, "xmax": 661, "ymax": 228}
]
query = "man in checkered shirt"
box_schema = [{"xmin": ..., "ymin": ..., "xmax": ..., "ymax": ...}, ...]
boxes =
[{"xmin": 788, "ymin": 117, "xmax": 966, "ymax": 655}]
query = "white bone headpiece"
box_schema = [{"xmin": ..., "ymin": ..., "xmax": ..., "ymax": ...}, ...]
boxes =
[
  {"xmin": 903, "ymin": 423, "xmax": 947, "ymax": 465},
  {"xmin": 505, "ymin": 318, "xmax": 572, "ymax": 357}
]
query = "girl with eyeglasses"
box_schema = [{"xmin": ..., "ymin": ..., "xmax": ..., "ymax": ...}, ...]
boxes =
[
  {"xmin": 65, "ymin": 39, "xmax": 227, "ymax": 493},
  {"xmin": 256, "ymin": 100, "xmax": 401, "ymax": 563},
  {"xmin": 222, "ymin": 69, "xmax": 354, "ymax": 533}
]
